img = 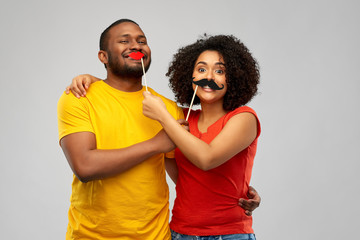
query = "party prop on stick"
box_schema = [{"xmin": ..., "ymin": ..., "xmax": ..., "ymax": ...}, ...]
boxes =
[
  {"xmin": 186, "ymin": 77, "xmax": 225, "ymax": 121},
  {"xmin": 192, "ymin": 78, "xmax": 224, "ymax": 90},
  {"xmin": 129, "ymin": 52, "xmax": 148, "ymax": 91},
  {"xmin": 186, "ymin": 85, "xmax": 198, "ymax": 121},
  {"xmin": 129, "ymin": 51, "xmax": 144, "ymax": 60}
]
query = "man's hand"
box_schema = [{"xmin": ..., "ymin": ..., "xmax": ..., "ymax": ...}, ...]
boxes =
[
  {"xmin": 152, "ymin": 129, "xmax": 176, "ymax": 153},
  {"xmin": 238, "ymin": 186, "xmax": 261, "ymax": 216},
  {"xmin": 177, "ymin": 119, "xmax": 189, "ymax": 131}
]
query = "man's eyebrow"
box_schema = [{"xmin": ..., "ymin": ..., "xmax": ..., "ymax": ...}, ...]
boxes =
[
  {"xmin": 117, "ymin": 34, "xmax": 146, "ymax": 38},
  {"xmin": 118, "ymin": 34, "xmax": 130, "ymax": 38}
]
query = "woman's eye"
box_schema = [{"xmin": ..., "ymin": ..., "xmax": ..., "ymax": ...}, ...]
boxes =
[
  {"xmin": 215, "ymin": 69, "xmax": 224, "ymax": 74},
  {"xmin": 198, "ymin": 68, "xmax": 206, "ymax": 72}
]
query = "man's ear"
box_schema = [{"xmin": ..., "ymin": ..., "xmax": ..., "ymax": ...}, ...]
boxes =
[{"xmin": 98, "ymin": 50, "xmax": 108, "ymax": 65}]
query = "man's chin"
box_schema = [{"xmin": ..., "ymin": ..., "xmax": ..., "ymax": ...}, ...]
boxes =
[
  {"xmin": 115, "ymin": 70, "xmax": 143, "ymax": 79},
  {"xmin": 126, "ymin": 68, "xmax": 143, "ymax": 78}
]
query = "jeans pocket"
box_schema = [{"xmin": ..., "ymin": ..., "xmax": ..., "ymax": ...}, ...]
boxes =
[
  {"xmin": 170, "ymin": 229, "xmax": 179, "ymax": 240},
  {"xmin": 221, "ymin": 233, "xmax": 256, "ymax": 240}
]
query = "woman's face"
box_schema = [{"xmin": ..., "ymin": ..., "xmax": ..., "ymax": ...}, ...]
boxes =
[{"xmin": 192, "ymin": 50, "xmax": 227, "ymax": 105}]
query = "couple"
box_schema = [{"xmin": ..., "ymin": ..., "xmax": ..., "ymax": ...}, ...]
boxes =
[{"xmin": 58, "ymin": 19, "xmax": 261, "ymax": 240}]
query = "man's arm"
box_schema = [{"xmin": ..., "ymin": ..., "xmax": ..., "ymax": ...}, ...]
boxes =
[
  {"xmin": 165, "ymin": 157, "xmax": 178, "ymax": 184},
  {"xmin": 60, "ymin": 130, "xmax": 174, "ymax": 182}
]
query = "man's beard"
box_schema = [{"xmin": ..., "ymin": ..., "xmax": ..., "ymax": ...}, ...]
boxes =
[{"xmin": 107, "ymin": 51, "xmax": 151, "ymax": 78}]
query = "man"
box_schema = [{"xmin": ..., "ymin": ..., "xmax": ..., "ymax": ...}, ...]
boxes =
[{"xmin": 58, "ymin": 19, "xmax": 260, "ymax": 240}]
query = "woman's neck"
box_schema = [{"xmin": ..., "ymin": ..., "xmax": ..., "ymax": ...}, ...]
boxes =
[{"xmin": 198, "ymin": 101, "xmax": 227, "ymax": 132}]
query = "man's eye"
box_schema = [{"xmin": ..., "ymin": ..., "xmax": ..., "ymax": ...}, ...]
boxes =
[{"xmin": 119, "ymin": 40, "xmax": 128, "ymax": 43}]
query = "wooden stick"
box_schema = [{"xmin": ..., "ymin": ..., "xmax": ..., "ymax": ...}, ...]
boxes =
[
  {"xmin": 186, "ymin": 85, "xmax": 198, "ymax": 121},
  {"xmin": 141, "ymin": 58, "xmax": 148, "ymax": 91}
]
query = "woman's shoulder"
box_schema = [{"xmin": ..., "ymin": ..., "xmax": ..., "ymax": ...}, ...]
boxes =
[
  {"xmin": 224, "ymin": 106, "xmax": 261, "ymax": 137},
  {"xmin": 226, "ymin": 106, "xmax": 257, "ymax": 118}
]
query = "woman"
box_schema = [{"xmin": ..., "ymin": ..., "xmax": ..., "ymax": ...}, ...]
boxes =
[
  {"xmin": 142, "ymin": 35, "xmax": 260, "ymax": 240},
  {"xmin": 67, "ymin": 34, "xmax": 260, "ymax": 240}
]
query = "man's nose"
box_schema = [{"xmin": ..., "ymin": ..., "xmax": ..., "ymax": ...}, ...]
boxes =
[{"xmin": 129, "ymin": 40, "xmax": 141, "ymax": 50}]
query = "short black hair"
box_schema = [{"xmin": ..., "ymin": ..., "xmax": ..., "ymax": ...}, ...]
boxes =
[
  {"xmin": 99, "ymin": 19, "xmax": 139, "ymax": 51},
  {"xmin": 167, "ymin": 34, "xmax": 260, "ymax": 111}
]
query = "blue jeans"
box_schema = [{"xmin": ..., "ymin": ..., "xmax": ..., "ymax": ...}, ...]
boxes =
[{"xmin": 171, "ymin": 229, "xmax": 256, "ymax": 240}]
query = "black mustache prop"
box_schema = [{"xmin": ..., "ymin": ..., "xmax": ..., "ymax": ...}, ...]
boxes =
[{"xmin": 192, "ymin": 77, "xmax": 224, "ymax": 90}]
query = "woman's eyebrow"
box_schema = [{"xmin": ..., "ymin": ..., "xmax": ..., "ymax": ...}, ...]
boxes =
[{"xmin": 195, "ymin": 61, "xmax": 207, "ymax": 66}]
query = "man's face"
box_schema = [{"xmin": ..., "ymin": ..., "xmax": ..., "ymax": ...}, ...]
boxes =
[{"xmin": 105, "ymin": 22, "xmax": 151, "ymax": 78}]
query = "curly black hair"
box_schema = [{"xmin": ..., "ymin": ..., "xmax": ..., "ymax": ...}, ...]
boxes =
[{"xmin": 167, "ymin": 34, "xmax": 260, "ymax": 111}]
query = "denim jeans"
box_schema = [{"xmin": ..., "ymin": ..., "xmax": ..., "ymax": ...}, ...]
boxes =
[{"xmin": 171, "ymin": 229, "xmax": 256, "ymax": 240}]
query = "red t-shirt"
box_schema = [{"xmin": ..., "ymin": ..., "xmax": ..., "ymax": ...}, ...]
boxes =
[{"xmin": 170, "ymin": 106, "xmax": 261, "ymax": 236}]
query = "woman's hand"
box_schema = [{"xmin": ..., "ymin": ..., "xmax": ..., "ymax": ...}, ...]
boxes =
[
  {"xmin": 65, "ymin": 74, "xmax": 100, "ymax": 98},
  {"xmin": 142, "ymin": 91, "xmax": 168, "ymax": 122}
]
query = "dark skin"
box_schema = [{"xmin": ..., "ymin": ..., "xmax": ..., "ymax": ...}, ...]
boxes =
[
  {"xmin": 61, "ymin": 130, "xmax": 175, "ymax": 182},
  {"xmin": 63, "ymin": 22, "xmax": 261, "ymax": 215},
  {"xmin": 239, "ymin": 186, "xmax": 261, "ymax": 216},
  {"xmin": 60, "ymin": 22, "xmax": 175, "ymax": 182}
]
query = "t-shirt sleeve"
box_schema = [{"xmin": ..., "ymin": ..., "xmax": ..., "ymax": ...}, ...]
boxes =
[
  {"xmin": 175, "ymin": 105, "xmax": 185, "ymax": 120},
  {"xmin": 57, "ymin": 92, "xmax": 95, "ymax": 142}
]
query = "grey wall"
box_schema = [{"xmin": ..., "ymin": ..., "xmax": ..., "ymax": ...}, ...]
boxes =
[{"xmin": 0, "ymin": 0, "xmax": 359, "ymax": 239}]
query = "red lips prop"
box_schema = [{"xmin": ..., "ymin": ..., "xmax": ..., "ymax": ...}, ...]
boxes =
[
  {"xmin": 129, "ymin": 52, "xmax": 144, "ymax": 60},
  {"xmin": 129, "ymin": 51, "xmax": 148, "ymax": 91}
]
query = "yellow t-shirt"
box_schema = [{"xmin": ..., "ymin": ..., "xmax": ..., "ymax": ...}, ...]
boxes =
[{"xmin": 57, "ymin": 81, "xmax": 183, "ymax": 240}]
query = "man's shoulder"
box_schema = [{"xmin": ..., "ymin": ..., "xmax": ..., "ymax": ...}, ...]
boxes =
[
  {"xmin": 57, "ymin": 89, "xmax": 93, "ymax": 114},
  {"xmin": 58, "ymin": 81, "xmax": 104, "ymax": 103},
  {"xmin": 58, "ymin": 90, "xmax": 79, "ymax": 106},
  {"xmin": 84, "ymin": 80, "xmax": 104, "ymax": 95}
]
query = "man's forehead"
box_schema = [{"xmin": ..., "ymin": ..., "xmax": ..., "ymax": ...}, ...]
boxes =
[{"xmin": 110, "ymin": 22, "xmax": 146, "ymax": 38}]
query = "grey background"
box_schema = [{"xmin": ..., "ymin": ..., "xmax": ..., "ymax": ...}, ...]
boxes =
[{"xmin": 0, "ymin": 0, "xmax": 359, "ymax": 239}]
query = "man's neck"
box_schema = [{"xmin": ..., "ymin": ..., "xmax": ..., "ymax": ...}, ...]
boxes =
[{"xmin": 104, "ymin": 72, "xmax": 143, "ymax": 92}]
